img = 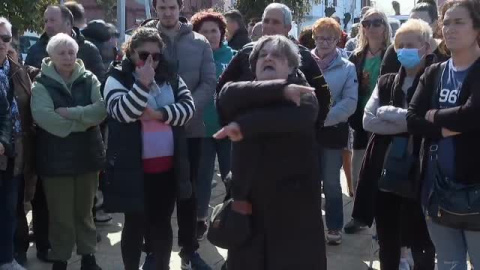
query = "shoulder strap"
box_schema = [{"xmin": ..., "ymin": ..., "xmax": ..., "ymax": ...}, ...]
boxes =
[{"xmin": 431, "ymin": 62, "xmax": 448, "ymax": 109}]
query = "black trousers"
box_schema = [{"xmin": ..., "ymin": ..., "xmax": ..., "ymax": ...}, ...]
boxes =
[
  {"xmin": 177, "ymin": 138, "xmax": 201, "ymax": 258},
  {"xmin": 121, "ymin": 170, "xmax": 176, "ymax": 270},
  {"xmin": 14, "ymin": 176, "xmax": 29, "ymax": 255},
  {"xmin": 30, "ymin": 177, "xmax": 50, "ymax": 252},
  {"xmin": 375, "ymin": 190, "xmax": 435, "ymax": 270}
]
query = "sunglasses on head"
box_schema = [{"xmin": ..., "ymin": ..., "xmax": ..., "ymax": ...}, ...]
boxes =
[
  {"xmin": 137, "ymin": 51, "xmax": 162, "ymax": 61},
  {"xmin": 361, "ymin": 19, "xmax": 384, "ymax": 28},
  {"xmin": 0, "ymin": 35, "xmax": 12, "ymax": 43}
]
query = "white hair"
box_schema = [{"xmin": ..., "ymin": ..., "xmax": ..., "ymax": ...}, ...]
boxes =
[
  {"xmin": 0, "ymin": 17, "xmax": 12, "ymax": 36},
  {"xmin": 394, "ymin": 19, "xmax": 433, "ymax": 50},
  {"xmin": 46, "ymin": 33, "xmax": 79, "ymax": 56},
  {"xmin": 263, "ymin": 3, "xmax": 293, "ymax": 27}
]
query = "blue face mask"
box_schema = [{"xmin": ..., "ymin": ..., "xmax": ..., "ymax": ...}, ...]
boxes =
[{"xmin": 397, "ymin": 48, "xmax": 422, "ymax": 69}]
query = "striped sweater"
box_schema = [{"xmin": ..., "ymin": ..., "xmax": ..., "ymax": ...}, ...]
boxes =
[{"xmin": 104, "ymin": 76, "xmax": 195, "ymax": 126}]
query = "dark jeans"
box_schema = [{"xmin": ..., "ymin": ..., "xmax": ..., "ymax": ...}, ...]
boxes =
[
  {"xmin": 121, "ymin": 170, "xmax": 176, "ymax": 270},
  {"xmin": 196, "ymin": 138, "xmax": 231, "ymax": 219},
  {"xmin": 0, "ymin": 168, "xmax": 20, "ymax": 264},
  {"xmin": 375, "ymin": 190, "xmax": 435, "ymax": 270},
  {"xmin": 15, "ymin": 176, "xmax": 29, "ymax": 255},
  {"xmin": 31, "ymin": 177, "xmax": 50, "ymax": 252},
  {"xmin": 177, "ymin": 138, "xmax": 201, "ymax": 258}
]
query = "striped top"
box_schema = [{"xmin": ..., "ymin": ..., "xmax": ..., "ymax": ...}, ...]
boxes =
[{"xmin": 104, "ymin": 76, "xmax": 195, "ymax": 173}]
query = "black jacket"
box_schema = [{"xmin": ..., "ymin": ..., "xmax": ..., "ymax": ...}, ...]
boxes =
[
  {"xmin": 102, "ymin": 59, "xmax": 192, "ymax": 213},
  {"xmin": 407, "ymin": 57, "xmax": 480, "ymax": 185},
  {"xmin": 217, "ymin": 41, "xmax": 331, "ymax": 129},
  {"xmin": 217, "ymin": 79, "xmax": 326, "ymax": 270},
  {"xmin": 25, "ymin": 28, "xmax": 106, "ymax": 82},
  {"xmin": 352, "ymin": 55, "xmax": 437, "ymax": 227},
  {"xmin": 348, "ymin": 48, "xmax": 386, "ymax": 149},
  {"xmin": 228, "ymin": 28, "xmax": 251, "ymax": 51}
]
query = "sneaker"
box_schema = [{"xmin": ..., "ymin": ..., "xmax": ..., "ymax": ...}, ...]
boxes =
[
  {"xmin": 181, "ymin": 253, "xmax": 211, "ymax": 270},
  {"xmin": 52, "ymin": 261, "xmax": 67, "ymax": 270},
  {"xmin": 399, "ymin": 258, "xmax": 411, "ymax": 270},
  {"xmin": 141, "ymin": 253, "xmax": 155, "ymax": 270},
  {"xmin": 343, "ymin": 218, "xmax": 367, "ymax": 234},
  {"xmin": 37, "ymin": 249, "xmax": 55, "ymax": 263},
  {"xmin": 0, "ymin": 260, "xmax": 26, "ymax": 270},
  {"xmin": 94, "ymin": 210, "xmax": 112, "ymax": 225},
  {"xmin": 80, "ymin": 254, "xmax": 102, "ymax": 270},
  {"xmin": 196, "ymin": 221, "xmax": 208, "ymax": 241},
  {"xmin": 326, "ymin": 230, "xmax": 342, "ymax": 245}
]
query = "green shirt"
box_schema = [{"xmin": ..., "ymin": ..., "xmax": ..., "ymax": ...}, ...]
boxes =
[{"xmin": 360, "ymin": 55, "xmax": 382, "ymax": 109}]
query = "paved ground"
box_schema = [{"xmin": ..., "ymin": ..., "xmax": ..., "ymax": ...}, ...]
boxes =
[{"xmin": 25, "ymin": 169, "xmax": 382, "ymax": 270}]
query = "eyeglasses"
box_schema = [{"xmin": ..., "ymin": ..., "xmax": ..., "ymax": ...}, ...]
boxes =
[
  {"xmin": 313, "ymin": 36, "xmax": 337, "ymax": 45},
  {"xmin": 137, "ymin": 51, "xmax": 162, "ymax": 61},
  {"xmin": 361, "ymin": 19, "xmax": 384, "ymax": 29},
  {"xmin": 0, "ymin": 35, "xmax": 12, "ymax": 43}
]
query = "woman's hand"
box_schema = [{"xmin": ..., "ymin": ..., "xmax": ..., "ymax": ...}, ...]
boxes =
[
  {"xmin": 425, "ymin": 109, "xmax": 438, "ymax": 123},
  {"xmin": 136, "ymin": 55, "xmax": 155, "ymax": 87},
  {"xmin": 140, "ymin": 107, "xmax": 165, "ymax": 121},
  {"xmin": 283, "ymin": 84, "xmax": 315, "ymax": 106},
  {"xmin": 441, "ymin": 128, "xmax": 461, "ymax": 137},
  {"xmin": 213, "ymin": 122, "xmax": 243, "ymax": 142},
  {"xmin": 55, "ymin": 107, "xmax": 71, "ymax": 119}
]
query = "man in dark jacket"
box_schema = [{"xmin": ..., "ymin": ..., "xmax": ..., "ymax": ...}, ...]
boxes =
[
  {"xmin": 144, "ymin": 0, "xmax": 216, "ymax": 269},
  {"xmin": 25, "ymin": 5, "xmax": 105, "ymax": 82},
  {"xmin": 224, "ymin": 9, "xmax": 251, "ymax": 50},
  {"xmin": 217, "ymin": 3, "xmax": 331, "ymax": 129}
]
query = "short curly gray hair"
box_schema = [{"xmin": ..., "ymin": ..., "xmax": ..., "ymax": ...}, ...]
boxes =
[
  {"xmin": 46, "ymin": 33, "xmax": 79, "ymax": 56},
  {"xmin": 249, "ymin": 35, "xmax": 301, "ymax": 74}
]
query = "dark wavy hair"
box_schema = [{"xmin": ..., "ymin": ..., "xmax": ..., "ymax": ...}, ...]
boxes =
[
  {"xmin": 298, "ymin": 27, "xmax": 315, "ymax": 50},
  {"xmin": 191, "ymin": 10, "xmax": 227, "ymax": 47},
  {"xmin": 152, "ymin": 0, "xmax": 184, "ymax": 9},
  {"xmin": 440, "ymin": 0, "xmax": 480, "ymax": 45},
  {"xmin": 122, "ymin": 27, "xmax": 173, "ymax": 82}
]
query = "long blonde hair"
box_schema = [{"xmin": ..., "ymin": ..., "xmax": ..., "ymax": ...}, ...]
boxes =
[{"xmin": 354, "ymin": 9, "xmax": 392, "ymax": 54}]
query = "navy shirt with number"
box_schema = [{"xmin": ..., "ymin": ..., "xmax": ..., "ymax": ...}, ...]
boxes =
[{"xmin": 437, "ymin": 59, "xmax": 470, "ymax": 180}]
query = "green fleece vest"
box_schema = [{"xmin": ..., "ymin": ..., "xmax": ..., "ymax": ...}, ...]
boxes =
[{"xmin": 35, "ymin": 73, "xmax": 105, "ymax": 177}]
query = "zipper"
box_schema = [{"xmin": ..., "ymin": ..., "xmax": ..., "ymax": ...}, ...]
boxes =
[{"xmin": 438, "ymin": 206, "xmax": 480, "ymax": 217}]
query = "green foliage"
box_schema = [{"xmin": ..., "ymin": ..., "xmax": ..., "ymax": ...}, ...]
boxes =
[
  {"xmin": 0, "ymin": 0, "xmax": 59, "ymax": 33},
  {"xmin": 95, "ymin": 0, "xmax": 117, "ymax": 23},
  {"xmin": 235, "ymin": 0, "xmax": 322, "ymax": 23}
]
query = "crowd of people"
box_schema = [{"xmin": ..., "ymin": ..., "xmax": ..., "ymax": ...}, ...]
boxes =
[{"xmin": 0, "ymin": 0, "xmax": 480, "ymax": 270}]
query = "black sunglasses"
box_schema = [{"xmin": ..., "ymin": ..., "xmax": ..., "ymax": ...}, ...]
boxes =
[
  {"xmin": 361, "ymin": 19, "xmax": 384, "ymax": 29},
  {"xmin": 137, "ymin": 51, "xmax": 162, "ymax": 61},
  {"xmin": 0, "ymin": 35, "xmax": 12, "ymax": 43}
]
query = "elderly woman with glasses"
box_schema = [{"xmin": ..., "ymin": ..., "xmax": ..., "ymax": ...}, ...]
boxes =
[
  {"xmin": 0, "ymin": 17, "xmax": 35, "ymax": 270},
  {"xmin": 311, "ymin": 17, "xmax": 358, "ymax": 246},
  {"xmin": 216, "ymin": 35, "xmax": 326, "ymax": 270},
  {"xmin": 102, "ymin": 27, "xmax": 195, "ymax": 270},
  {"xmin": 30, "ymin": 33, "xmax": 106, "ymax": 270}
]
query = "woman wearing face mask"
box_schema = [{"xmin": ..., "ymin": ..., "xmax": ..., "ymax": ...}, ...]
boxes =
[
  {"xmin": 353, "ymin": 19, "xmax": 437, "ymax": 270},
  {"xmin": 381, "ymin": 1, "xmax": 450, "ymax": 75},
  {"xmin": 344, "ymin": 9, "xmax": 392, "ymax": 234},
  {"xmin": 407, "ymin": 0, "xmax": 480, "ymax": 269}
]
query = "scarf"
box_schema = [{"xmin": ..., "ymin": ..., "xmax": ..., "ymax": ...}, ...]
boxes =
[
  {"xmin": 312, "ymin": 48, "xmax": 338, "ymax": 72},
  {"xmin": 0, "ymin": 59, "xmax": 21, "ymax": 135}
]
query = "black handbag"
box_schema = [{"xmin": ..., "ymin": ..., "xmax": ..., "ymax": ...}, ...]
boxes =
[
  {"xmin": 378, "ymin": 136, "xmax": 419, "ymax": 199},
  {"xmin": 317, "ymin": 122, "xmax": 349, "ymax": 149},
  {"xmin": 207, "ymin": 198, "xmax": 252, "ymax": 249},
  {"xmin": 427, "ymin": 144, "xmax": 480, "ymax": 231}
]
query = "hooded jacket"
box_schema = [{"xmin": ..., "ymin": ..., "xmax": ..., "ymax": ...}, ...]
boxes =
[
  {"xmin": 143, "ymin": 20, "xmax": 216, "ymax": 138},
  {"xmin": 25, "ymin": 27, "xmax": 106, "ymax": 83}
]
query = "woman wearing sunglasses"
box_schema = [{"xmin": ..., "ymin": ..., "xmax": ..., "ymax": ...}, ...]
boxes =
[
  {"xmin": 344, "ymin": 8, "xmax": 392, "ymax": 233},
  {"xmin": 0, "ymin": 17, "xmax": 35, "ymax": 270},
  {"xmin": 102, "ymin": 27, "xmax": 195, "ymax": 270}
]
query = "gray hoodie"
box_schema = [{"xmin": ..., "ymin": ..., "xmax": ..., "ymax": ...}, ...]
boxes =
[
  {"xmin": 312, "ymin": 49, "xmax": 358, "ymax": 127},
  {"xmin": 144, "ymin": 20, "xmax": 216, "ymax": 138}
]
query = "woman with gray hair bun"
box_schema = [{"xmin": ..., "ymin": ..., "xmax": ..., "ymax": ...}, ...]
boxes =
[
  {"xmin": 215, "ymin": 35, "xmax": 327, "ymax": 270},
  {"xmin": 30, "ymin": 33, "xmax": 106, "ymax": 270}
]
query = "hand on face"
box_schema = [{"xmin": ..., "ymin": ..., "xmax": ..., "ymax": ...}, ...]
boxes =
[{"xmin": 136, "ymin": 55, "xmax": 156, "ymax": 87}]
